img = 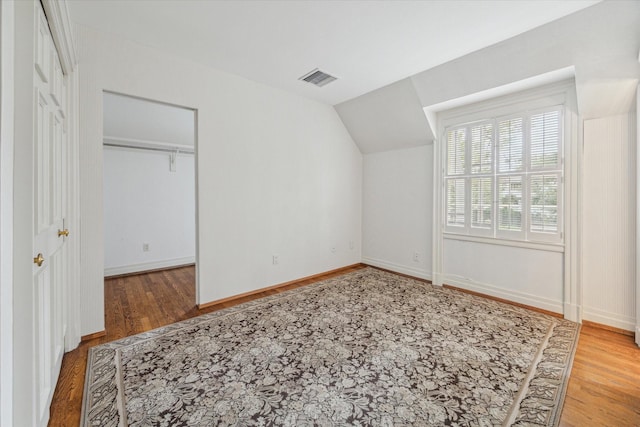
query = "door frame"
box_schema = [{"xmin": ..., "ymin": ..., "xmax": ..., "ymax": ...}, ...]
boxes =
[
  {"xmin": 637, "ymin": 85, "xmax": 640, "ymax": 347},
  {"xmin": 101, "ymin": 90, "xmax": 200, "ymax": 309}
]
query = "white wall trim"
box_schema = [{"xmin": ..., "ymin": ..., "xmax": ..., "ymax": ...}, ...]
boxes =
[
  {"xmin": 637, "ymin": 83, "xmax": 640, "ymax": 347},
  {"xmin": 104, "ymin": 256, "xmax": 196, "ymax": 277},
  {"xmin": 443, "ymin": 234, "xmax": 564, "ymax": 253},
  {"xmin": 432, "ymin": 134, "xmax": 443, "ymax": 286},
  {"xmin": 563, "ymin": 86, "xmax": 581, "ymax": 323},
  {"xmin": 362, "ymin": 257, "xmax": 432, "ymax": 281},
  {"xmin": 65, "ymin": 68, "xmax": 81, "ymax": 351},
  {"xmin": 443, "ymin": 274, "xmax": 564, "ymax": 314},
  {"xmin": 583, "ymin": 307, "xmax": 635, "ymax": 332},
  {"xmin": 564, "ymin": 302, "xmax": 582, "ymax": 324},
  {"xmin": 41, "ymin": 0, "xmax": 77, "ymax": 74}
]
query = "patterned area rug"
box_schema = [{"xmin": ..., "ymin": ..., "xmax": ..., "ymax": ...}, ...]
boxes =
[{"xmin": 81, "ymin": 268, "xmax": 579, "ymax": 426}]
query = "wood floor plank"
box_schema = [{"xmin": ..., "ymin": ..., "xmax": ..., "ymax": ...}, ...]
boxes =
[{"xmin": 48, "ymin": 265, "xmax": 640, "ymax": 426}]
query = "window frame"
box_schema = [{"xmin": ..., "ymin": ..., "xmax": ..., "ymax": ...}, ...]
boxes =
[{"xmin": 441, "ymin": 96, "xmax": 565, "ymax": 246}]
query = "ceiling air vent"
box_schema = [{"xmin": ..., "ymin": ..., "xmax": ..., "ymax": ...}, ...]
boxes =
[{"xmin": 299, "ymin": 68, "xmax": 337, "ymax": 87}]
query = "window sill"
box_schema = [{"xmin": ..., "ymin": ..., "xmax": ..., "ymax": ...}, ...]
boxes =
[{"xmin": 443, "ymin": 232, "xmax": 564, "ymax": 253}]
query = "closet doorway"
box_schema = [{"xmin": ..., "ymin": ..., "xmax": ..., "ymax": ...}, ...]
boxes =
[{"xmin": 102, "ymin": 92, "xmax": 197, "ymax": 318}]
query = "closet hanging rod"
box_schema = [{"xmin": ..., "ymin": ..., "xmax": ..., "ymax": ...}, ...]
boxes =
[{"xmin": 103, "ymin": 142, "xmax": 194, "ymax": 154}]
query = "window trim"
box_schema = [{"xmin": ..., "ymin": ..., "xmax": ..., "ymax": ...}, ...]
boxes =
[
  {"xmin": 438, "ymin": 82, "xmax": 571, "ymax": 251},
  {"xmin": 431, "ymin": 78, "xmax": 581, "ymax": 323}
]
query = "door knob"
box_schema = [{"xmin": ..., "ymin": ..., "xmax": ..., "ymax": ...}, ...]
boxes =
[
  {"xmin": 58, "ymin": 229, "xmax": 69, "ymax": 237},
  {"xmin": 33, "ymin": 253, "xmax": 45, "ymax": 267}
]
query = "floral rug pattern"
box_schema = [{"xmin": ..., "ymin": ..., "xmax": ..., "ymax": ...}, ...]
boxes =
[{"xmin": 82, "ymin": 268, "xmax": 579, "ymax": 426}]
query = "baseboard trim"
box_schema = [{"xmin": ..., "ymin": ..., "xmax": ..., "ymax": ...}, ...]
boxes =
[
  {"xmin": 198, "ymin": 263, "xmax": 366, "ymax": 310},
  {"xmin": 442, "ymin": 274, "xmax": 563, "ymax": 315},
  {"xmin": 361, "ymin": 257, "xmax": 432, "ymax": 281},
  {"xmin": 563, "ymin": 302, "xmax": 582, "ymax": 323},
  {"xmin": 363, "ymin": 264, "xmax": 431, "ymax": 284},
  {"xmin": 582, "ymin": 320, "xmax": 635, "ymax": 337},
  {"xmin": 104, "ymin": 257, "xmax": 195, "ymax": 277},
  {"xmin": 444, "ymin": 284, "xmax": 563, "ymax": 318},
  {"xmin": 81, "ymin": 330, "xmax": 106, "ymax": 342},
  {"xmin": 582, "ymin": 307, "xmax": 635, "ymax": 333}
]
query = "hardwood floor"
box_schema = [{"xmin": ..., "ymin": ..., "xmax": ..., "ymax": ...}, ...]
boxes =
[
  {"xmin": 49, "ymin": 265, "xmax": 640, "ymax": 426},
  {"xmin": 48, "ymin": 264, "xmax": 365, "ymax": 426},
  {"xmin": 560, "ymin": 326, "xmax": 640, "ymax": 426}
]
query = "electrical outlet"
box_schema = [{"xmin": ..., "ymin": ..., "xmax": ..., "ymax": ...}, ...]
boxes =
[
  {"xmin": 331, "ymin": 247, "xmax": 336, "ymax": 254},
  {"xmin": 272, "ymin": 255, "xmax": 279, "ymax": 265},
  {"xmin": 143, "ymin": 243, "xmax": 150, "ymax": 252},
  {"xmin": 349, "ymin": 240, "xmax": 354, "ymax": 250},
  {"xmin": 413, "ymin": 252, "xmax": 419, "ymax": 262}
]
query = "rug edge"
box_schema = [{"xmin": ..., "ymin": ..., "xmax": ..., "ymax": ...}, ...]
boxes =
[
  {"xmin": 549, "ymin": 322, "xmax": 582, "ymax": 427},
  {"xmin": 79, "ymin": 346, "xmax": 95, "ymax": 427}
]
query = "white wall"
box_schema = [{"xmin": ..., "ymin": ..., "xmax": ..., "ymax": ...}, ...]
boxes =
[
  {"xmin": 341, "ymin": 0, "xmax": 638, "ymax": 330},
  {"xmin": 362, "ymin": 145, "xmax": 432, "ymax": 279},
  {"xmin": 443, "ymin": 240, "xmax": 564, "ymax": 313},
  {"xmin": 12, "ymin": 1, "xmax": 39, "ymax": 422},
  {"xmin": 103, "ymin": 148, "xmax": 195, "ymax": 276},
  {"xmin": 583, "ymin": 113, "xmax": 636, "ymax": 331},
  {"xmin": 77, "ymin": 25, "xmax": 362, "ymax": 336},
  {"xmin": 103, "ymin": 92, "xmax": 195, "ymax": 147},
  {"xmin": 0, "ymin": 1, "xmax": 15, "ymax": 423}
]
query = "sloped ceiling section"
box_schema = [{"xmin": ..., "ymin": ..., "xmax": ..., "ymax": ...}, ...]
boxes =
[
  {"xmin": 67, "ymin": 1, "xmax": 599, "ymax": 106},
  {"xmin": 338, "ymin": 0, "xmax": 640, "ymax": 154},
  {"xmin": 335, "ymin": 79, "xmax": 432, "ymax": 154}
]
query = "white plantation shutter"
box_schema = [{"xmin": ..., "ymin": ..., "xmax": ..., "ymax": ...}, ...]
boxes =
[
  {"xmin": 498, "ymin": 118, "xmax": 523, "ymax": 172},
  {"xmin": 447, "ymin": 128, "xmax": 465, "ymax": 175},
  {"xmin": 469, "ymin": 122, "xmax": 494, "ymax": 233},
  {"xmin": 445, "ymin": 127, "xmax": 468, "ymax": 232},
  {"xmin": 442, "ymin": 103, "xmax": 562, "ymax": 243},
  {"xmin": 530, "ymin": 174, "xmax": 559, "ymax": 233},
  {"xmin": 471, "ymin": 123, "xmax": 493, "ymax": 174},
  {"xmin": 471, "ymin": 177, "xmax": 492, "ymax": 229},
  {"xmin": 498, "ymin": 176, "xmax": 523, "ymax": 233},
  {"xmin": 446, "ymin": 178, "xmax": 465, "ymax": 227},
  {"xmin": 530, "ymin": 110, "xmax": 561, "ymax": 169}
]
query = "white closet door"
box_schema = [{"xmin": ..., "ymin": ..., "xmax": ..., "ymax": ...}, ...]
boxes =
[{"xmin": 31, "ymin": 3, "xmax": 68, "ymax": 425}]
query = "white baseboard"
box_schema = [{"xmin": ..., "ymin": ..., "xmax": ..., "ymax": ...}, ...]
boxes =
[
  {"xmin": 636, "ymin": 326, "xmax": 639, "ymax": 347},
  {"xmin": 582, "ymin": 306, "xmax": 635, "ymax": 332},
  {"xmin": 563, "ymin": 302, "xmax": 582, "ymax": 323},
  {"xmin": 362, "ymin": 257, "xmax": 432, "ymax": 281},
  {"xmin": 104, "ymin": 256, "xmax": 195, "ymax": 277},
  {"xmin": 442, "ymin": 274, "xmax": 564, "ymax": 314}
]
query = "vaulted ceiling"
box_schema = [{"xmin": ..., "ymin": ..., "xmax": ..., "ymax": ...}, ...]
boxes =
[
  {"xmin": 68, "ymin": 0, "xmax": 598, "ymax": 106},
  {"xmin": 68, "ymin": 1, "xmax": 639, "ymax": 154},
  {"xmin": 337, "ymin": 0, "xmax": 640, "ymax": 152}
]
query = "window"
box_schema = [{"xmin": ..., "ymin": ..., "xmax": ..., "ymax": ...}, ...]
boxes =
[{"xmin": 443, "ymin": 106, "xmax": 563, "ymax": 243}]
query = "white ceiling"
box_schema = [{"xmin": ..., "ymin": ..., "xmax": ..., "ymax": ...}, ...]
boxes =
[
  {"xmin": 68, "ymin": 0, "xmax": 600, "ymax": 106},
  {"xmin": 336, "ymin": 0, "xmax": 639, "ymax": 153}
]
